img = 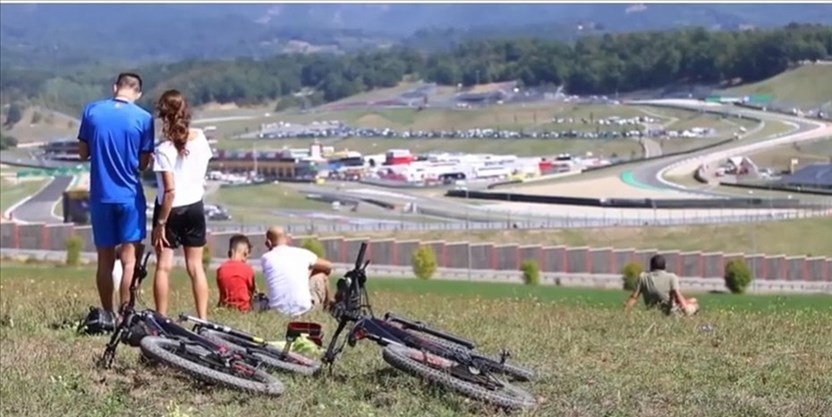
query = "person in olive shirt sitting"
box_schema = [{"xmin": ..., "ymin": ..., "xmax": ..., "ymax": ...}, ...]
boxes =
[{"xmin": 624, "ymin": 254, "xmax": 699, "ymax": 316}]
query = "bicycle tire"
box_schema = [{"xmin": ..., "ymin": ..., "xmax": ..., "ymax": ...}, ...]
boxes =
[
  {"xmin": 139, "ymin": 336, "xmax": 285, "ymax": 396},
  {"xmin": 381, "ymin": 344, "xmax": 537, "ymax": 411},
  {"xmin": 198, "ymin": 328, "xmax": 321, "ymax": 377},
  {"xmin": 405, "ymin": 329, "xmax": 537, "ymax": 382}
]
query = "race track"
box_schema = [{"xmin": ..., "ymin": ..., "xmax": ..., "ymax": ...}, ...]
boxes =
[
  {"xmin": 4, "ymin": 100, "xmax": 830, "ymax": 229},
  {"xmin": 9, "ymin": 176, "xmax": 73, "ymax": 223}
]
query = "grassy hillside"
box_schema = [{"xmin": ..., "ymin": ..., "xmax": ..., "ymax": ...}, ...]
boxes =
[
  {"xmin": 722, "ymin": 64, "xmax": 832, "ymax": 107},
  {"xmin": 2, "ymin": 264, "xmax": 831, "ymax": 417}
]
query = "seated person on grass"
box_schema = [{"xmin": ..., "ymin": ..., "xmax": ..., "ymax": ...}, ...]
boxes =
[
  {"xmin": 624, "ymin": 254, "xmax": 699, "ymax": 316},
  {"xmin": 217, "ymin": 234, "xmax": 256, "ymax": 312},
  {"xmin": 260, "ymin": 226, "xmax": 335, "ymax": 317}
]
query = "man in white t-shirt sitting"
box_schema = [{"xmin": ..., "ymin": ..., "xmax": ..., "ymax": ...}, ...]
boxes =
[{"xmin": 260, "ymin": 226, "xmax": 334, "ymax": 317}]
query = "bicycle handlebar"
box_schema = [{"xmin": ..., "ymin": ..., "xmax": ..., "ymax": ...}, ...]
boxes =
[{"xmin": 354, "ymin": 241, "xmax": 368, "ymax": 270}]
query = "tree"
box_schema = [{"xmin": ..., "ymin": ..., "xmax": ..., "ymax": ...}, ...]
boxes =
[
  {"xmin": 3, "ymin": 103, "xmax": 22, "ymax": 128},
  {"xmin": 3, "ymin": 23, "xmax": 831, "ymax": 115},
  {"xmin": 520, "ymin": 259, "xmax": 541, "ymax": 286},
  {"xmin": 724, "ymin": 259, "xmax": 753, "ymax": 294},
  {"xmin": 0, "ymin": 134, "xmax": 18, "ymax": 150},
  {"xmin": 621, "ymin": 262, "xmax": 643, "ymax": 291},
  {"xmin": 411, "ymin": 245, "xmax": 437, "ymax": 280},
  {"xmin": 301, "ymin": 238, "xmax": 326, "ymax": 259},
  {"xmin": 65, "ymin": 236, "xmax": 84, "ymax": 267}
]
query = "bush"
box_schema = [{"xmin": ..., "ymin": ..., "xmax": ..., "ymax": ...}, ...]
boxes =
[
  {"xmin": 520, "ymin": 259, "xmax": 541, "ymax": 286},
  {"xmin": 411, "ymin": 245, "xmax": 437, "ymax": 280},
  {"xmin": 65, "ymin": 235, "xmax": 84, "ymax": 266},
  {"xmin": 621, "ymin": 261, "xmax": 644, "ymax": 291},
  {"xmin": 724, "ymin": 259, "xmax": 753, "ymax": 294},
  {"xmin": 301, "ymin": 238, "xmax": 326, "ymax": 258},
  {"xmin": 202, "ymin": 244, "xmax": 213, "ymax": 269}
]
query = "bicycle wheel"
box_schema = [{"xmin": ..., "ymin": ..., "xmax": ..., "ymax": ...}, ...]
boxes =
[
  {"xmin": 198, "ymin": 328, "xmax": 321, "ymax": 376},
  {"xmin": 381, "ymin": 344, "xmax": 537, "ymax": 411},
  {"xmin": 139, "ymin": 336, "xmax": 285, "ymax": 396},
  {"xmin": 405, "ymin": 329, "xmax": 537, "ymax": 382}
]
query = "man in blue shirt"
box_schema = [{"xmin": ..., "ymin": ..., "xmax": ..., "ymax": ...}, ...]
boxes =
[{"xmin": 77, "ymin": 72, "xmax": 155, "ymax": 320}]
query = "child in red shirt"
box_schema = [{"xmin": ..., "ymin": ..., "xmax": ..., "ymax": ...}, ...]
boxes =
[{"xmin": 216, "ymin": 234, "xmax": 256, "ymax": 312}]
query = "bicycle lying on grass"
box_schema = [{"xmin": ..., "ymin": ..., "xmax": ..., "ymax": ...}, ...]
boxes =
[
  {"xmin": 97, "ymin": 244, "xmax": 284, "ymax": 396},
  {"xmin": 188, "ymin": 315, "xmax": 323, "ymax": 376},
  {"xmin": 321, "ymin": 241, "xmax": 538, "ymax": 411}
]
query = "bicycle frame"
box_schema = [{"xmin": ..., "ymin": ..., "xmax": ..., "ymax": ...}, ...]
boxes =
[
  {"xmin": 321, "ymin": 242, "xmax": 503, "ymax": 389},
  {"xmin": 100, "ymin": 245, "xmax": 234, "ymax": 369}
]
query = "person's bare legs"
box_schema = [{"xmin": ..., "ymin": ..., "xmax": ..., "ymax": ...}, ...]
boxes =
[
  {"xmin": 117, "ymin": 242, "xmax": 139, "ymax": 310},
  {"xmin": 309, "ymin": 272, "xmax": 333, "ymax": 310},
  {"xmin": 153, "ymin": 246, "xmax": 175, "ymax": 316},
  {"xmin": 184, "ymin": 246, "xmax": 209, "ymax": 319},
  {"xmin": 96, "ymin": 247, "xmax": 117, "ymax": 313}
]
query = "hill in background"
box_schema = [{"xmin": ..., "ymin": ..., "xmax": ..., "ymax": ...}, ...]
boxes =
[
  {"xmin": 2, "ymin": 3, "xmax": 831, "ymax": 68},
  {"xmin": 722, "ymin": 63, "xmax": 832, "ymax": 108}
]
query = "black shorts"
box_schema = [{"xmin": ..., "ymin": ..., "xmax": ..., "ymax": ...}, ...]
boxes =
[{"xmin": 152, "ymin": 200, "xmax": 207, "ymax": 249}]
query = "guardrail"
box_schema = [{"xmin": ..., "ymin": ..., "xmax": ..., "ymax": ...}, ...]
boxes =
[
  {"xmin": 718, "ymin": 182, "xmax": 832, "ymax": 196},
  {"xmin": 444, "ymin": 189, "xmax": 817, "ymax": 209}
]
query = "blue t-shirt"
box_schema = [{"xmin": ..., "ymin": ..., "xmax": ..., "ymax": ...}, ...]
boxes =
[{"xmin": 78, "ymin": 98, "xmax": 155, "ymax": 204}]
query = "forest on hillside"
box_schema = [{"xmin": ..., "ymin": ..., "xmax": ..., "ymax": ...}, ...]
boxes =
[{"xmin": 1, "ymin": 24, "xmax": 830, "ymax": 117}]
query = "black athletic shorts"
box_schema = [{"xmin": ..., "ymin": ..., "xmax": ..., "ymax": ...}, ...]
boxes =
[{"xmin": 151, "ymin": 200, "xmax": 207, "ymax": 249}]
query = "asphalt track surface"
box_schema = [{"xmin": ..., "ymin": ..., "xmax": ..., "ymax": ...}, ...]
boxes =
[
  {"xmin": 623, "ymin": 101, "xmax": 829, "ymax": 197},
  {"xmin": 4, "ymin": 100, "xmax": 830, "ymax": 228},
  {"xmin": 9, "ymin": 175, "xmax": 73, "ymax": 223}
]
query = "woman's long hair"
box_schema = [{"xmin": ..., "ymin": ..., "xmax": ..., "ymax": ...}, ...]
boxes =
[{"xmin": 156, "ymin": 89, "xmax": 191, "ymax": 156}]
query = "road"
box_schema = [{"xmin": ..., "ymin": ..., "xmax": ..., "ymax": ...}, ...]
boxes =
[
  {"xmin": 4, "ymin": 100, "xmax": 830, "ymax": 229},
  {"xmin": 9, "ymin": 176, "xmax": 73, "ymax": 223},
  {"xmin": 626, "ymin": 100, "xmax": 831, "ymax": 196}
]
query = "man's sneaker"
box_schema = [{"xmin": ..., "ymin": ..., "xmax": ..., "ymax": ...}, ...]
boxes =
[{"xmin": 77, "ymin": 307, "xmax": 117, "ymax": 335}]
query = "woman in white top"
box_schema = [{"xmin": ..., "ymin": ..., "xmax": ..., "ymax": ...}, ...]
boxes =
[{"xmin": 151, "ymin": 89, "xmax": 213, "ymax": 319}]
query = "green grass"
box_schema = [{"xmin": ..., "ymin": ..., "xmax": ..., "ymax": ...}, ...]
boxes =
[
  {"xmin": 3, "ymin": 106, "xmax": 78, "ymax": 142},
  {"xmin": 1, "ymin": 264, "xmax": 831, "ymax": 417},
  {"xmin": 206, "ymin": 183, "xmax": 335, "ymax": 225},
  {"xmin": 722, "ymin": 64, "xmax": 832, "ymax": 107},
  {"xmin": 369, "ymin": 279, "xmax": 832, "ymax": 312},
  {"xmin": 350, "ymin": 217, "xmax": 832, "ymax": 257},
  {"xmin": 747, "ymin": 138, "xmax": 832, "ymax": 171},
  {"xmin": 0, "ymin": 178, "xmax": 47, "ymax": 213},
  {"xmin": 205, "ymin": 183, "xmax": 440, "ymax": 225}
]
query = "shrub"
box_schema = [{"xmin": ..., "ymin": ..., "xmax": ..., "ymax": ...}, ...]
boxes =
[
  {"xmin": 724, "ymin": 259, "xmax": 753, "ymax": 294},
  {"xmin": 621, "ymin": 261, "xmax": 644, "ymax": 291},
  {"xmin": 65, "ymin": 235, "xmax": 84, "ymax": 266},
  {"xmin": 301, "ymin": 238, "xmax": 326, "ymax": 259},
  {"xmin": 520, "ymin": 259, "xmax": 541, "ymax": 286},
  {"xmin": 411, "ymin": 245, "xmax": 437, "ymax": 280},
  {"xmin": 202, "ymin": 244, "xmax": 213, "ymax": 269}
]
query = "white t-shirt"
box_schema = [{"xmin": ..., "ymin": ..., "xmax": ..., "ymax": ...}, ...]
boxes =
[
  {"xmin": 261, "ymin": 245, "xmax": 318, "ymax": 316},
  {"xmin": 153, "ymin": 129, "xmax": 212, "ymax": 207}
]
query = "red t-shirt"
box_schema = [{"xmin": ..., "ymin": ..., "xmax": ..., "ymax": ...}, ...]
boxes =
[{"xmin": 217, "ymin": 260, "xmax": 255, "ymax": 312}]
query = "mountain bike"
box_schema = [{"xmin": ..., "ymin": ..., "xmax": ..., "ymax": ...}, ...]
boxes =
[
  {"xmin": 188, "ymin": 315, "xmax": 323, "ymax": 376},
  {"xmin": 321, "ymin": 242, "xmax": 538, "ymax": 411},
  {"xmin": 97, "ymin": 244, "xmax": 284, "ymax": 396},
  {"xmin": 382, "ymin": 312, "xmax": 536, "ymax": 382}
]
